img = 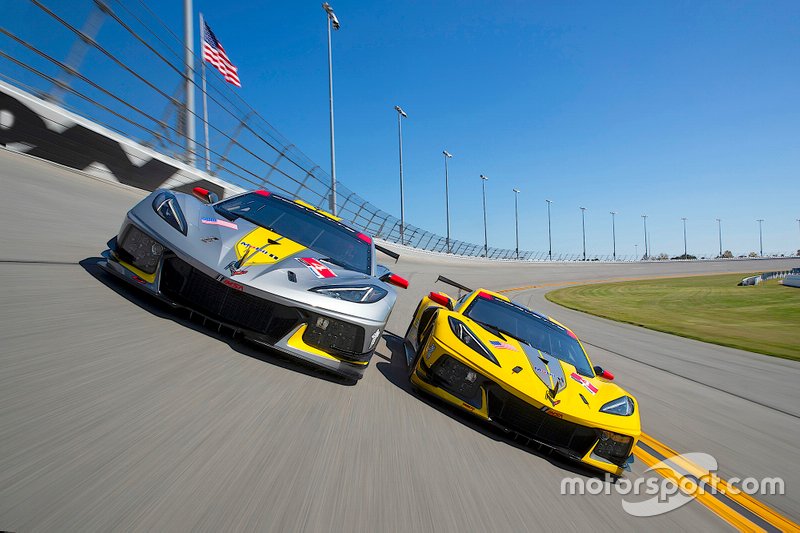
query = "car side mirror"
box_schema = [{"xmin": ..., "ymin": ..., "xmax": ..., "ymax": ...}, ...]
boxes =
[
  {"xmin": 594, "ymin": 366, "xmax": 614, "ymax": 380},
  {"xmin": 429, "ymin": 291, "xmax": 454, "ymax": 311},
  {"xmin": 380, "ymin": 272, "xmax": 409, "ymax": 289},
  {"xmin": 192, "ymin": 186, "xmax": 219, "ymax": 204}
]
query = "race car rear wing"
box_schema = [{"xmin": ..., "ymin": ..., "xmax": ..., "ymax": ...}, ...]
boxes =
[
  {"xmin": 436, "ymin": 275, "xmax": 472, "ymax": 293},
  {"xmin": 375, "ymin": 243, "xmax": 400, "ymax": 263}
]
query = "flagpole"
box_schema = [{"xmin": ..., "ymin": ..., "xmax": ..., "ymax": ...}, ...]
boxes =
[
  {"xmin": 199, "ymin": 12, "xmax": 211, "ymax": 173},
  {"xmin": 183, "ymin": 0, "xmax": 195, "ymax": 166}
]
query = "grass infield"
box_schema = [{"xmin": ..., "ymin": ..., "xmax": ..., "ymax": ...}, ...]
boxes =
[{"xmin": 546, "ymin": 273, "xmax": 800, "ymax": 361}]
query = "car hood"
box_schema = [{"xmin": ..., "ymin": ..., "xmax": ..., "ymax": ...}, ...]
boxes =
[
  {"xmin": 189, "ymin": 212, "xmax": 371, "ymax": 286},
  {"xmin": 132, "ymin": 192, "xmax": 378, "ymax": 293}
]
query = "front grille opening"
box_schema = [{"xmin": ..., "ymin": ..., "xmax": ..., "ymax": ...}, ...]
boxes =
[
  {"xmin": 593, "ymin": 432, "xmax": 633, "ymax": 466},
  {"xmin": 117, "ymin": 225, "xmax": 163, "ymax": 274},
  {"xmin": 487, "ymin": 387, "xmax": 597, "ymax": 457},
  {"xmin": 160, "ymin": 256, "xmax": 302, "ymax": 341},
  {"xmin": 430, "ymin": 356, "xmax": 482, "ymax": 407},
  {"xmin": 303, "ymin": 314, "xmax": 365, "ymax": 360}
]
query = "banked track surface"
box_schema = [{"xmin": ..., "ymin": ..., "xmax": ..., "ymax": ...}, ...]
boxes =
[{"xmin": 1, "ymin": 148, "xmax": 799, "ymax": 532}]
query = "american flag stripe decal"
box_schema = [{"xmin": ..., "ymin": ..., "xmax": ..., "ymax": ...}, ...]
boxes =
[
  {"xmin": 296, "ymin": 257, "xmax": 337, "ymax": 279},
  {"xmin": 570, "ymin": 372, "xmax": 599, "ymax": 394}
]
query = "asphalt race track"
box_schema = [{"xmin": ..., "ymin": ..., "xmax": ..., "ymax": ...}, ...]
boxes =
[{"xmin": 1, "ymin": 148, "xmax": 799, "ymax": 531}]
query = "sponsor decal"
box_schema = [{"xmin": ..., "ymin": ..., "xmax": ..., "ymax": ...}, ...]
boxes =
[
  {"xmin": 489, "ymin": 340, "xmax": 518, "ymax": 351},
  {"xmin": 545, "ymin": 408, "xmax": 563, "ymax": 419},
  {"xmin": 369, "ymin": 329, "xmax": 381, "ymax": 349},
  {"xmin": 296, "ymin": 257, "xmax": 336, "ymax": 279},
  {"xmin": 570, "ymin": 372, "xmax": 598, "ymax": 395},
  {"xmin": 425, "ymin": 343, "xmax": 435, "ymax": 360},
  {"xmin": 239, "ymin": 240, "xmax": 280, "ymax": 261},
  {"xmin": 201, "ymin": 217, "xmax": 238, "ymax": 230},
  {"xmin": 461, "ymin": 402, "xmax": 476, "ymax": 411},
  {"xmin": 132, "ymin": 274, "xmax": 147, "ymax": 284},
  {"xmin": 216, "ymin": 275, "xmax": 243, "ymax": 291},
  {"xmin": 200, "ymin": 236, "xmax": 219, "ymax": 243}
]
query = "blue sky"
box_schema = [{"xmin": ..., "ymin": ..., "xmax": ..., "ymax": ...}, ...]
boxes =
[{"xmin": 7, "ymin": 1, "xmax": 800, "ymax": 257}]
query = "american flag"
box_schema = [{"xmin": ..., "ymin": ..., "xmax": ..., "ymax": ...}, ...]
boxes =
[
  {"xmin": 202, "ymin": 21, "xmax": 241, "ymax": 87},
  {"xmin": 489, "ymin": 340, "xmax": 518, "ymax": 351}
]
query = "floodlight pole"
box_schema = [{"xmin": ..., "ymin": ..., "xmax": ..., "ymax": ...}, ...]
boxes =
[
  {"xmin": 480, "ymin": 175, "xmax": 489, "ymax": 257},
  {"xmin": 580, "ymin": 207, "xmax": 587, "ymax": 260},
  {"xmin": 546, "ymin": 199, "xmax": 553, "ymax": 260},
  {"xmin": 716, "ymin": 218, "xmax": 723, "ymax": 257},
  {"xmin": 641, "ymin": 215, "xmax": 649, "ymax": 259},
  {"xmin": 610, "ymin": 211, "xmax": 617, "ymax": 261},
  {"xmin": 323, "ymin": 2, "xmax": 340, "ymax": 215},
  {"xmin": 682, "ymin": 217, "xmax": 688, "ymax": 258},
  {"xmin": 757, "ymin": 219, "xmax": 764, "ymax": 257},
  {"xmin": 513, "ymin": 188, "xmax": 521, "ymax": 260},
  {"xmin": 395, "ymin": 105, "xmax": 407, "ymax": 244},
  {"xmin": 443, "ymin": 150, "xmax": 453, "ymax": 253}
]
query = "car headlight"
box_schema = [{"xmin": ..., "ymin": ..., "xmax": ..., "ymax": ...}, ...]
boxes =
[
  {"xmin": 448, "ymin": 316, "xmax": 500, "ymax": 366},
  {"xmin": 152, "ymin": 191, "xmax": 187, "ymax": 235},
  {"xmin": 599, "ymin": 396, "xmax": 635, "ymax": 416},
  {"xmin": 311, "ymin": 285, "xmax": 388, "ymax": 303}
]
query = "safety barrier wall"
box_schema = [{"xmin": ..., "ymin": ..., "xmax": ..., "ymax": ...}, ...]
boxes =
[
  {"xmin": 0, "ymin": 80, "xmax": 241, "ymax": 199},
  {"xmin": 782, "ymin": 274, "xmax": 800, "ymax": 288},
  {"xmin": 738, "ymin": 268, "xmax": 800, "ymax": 286}
]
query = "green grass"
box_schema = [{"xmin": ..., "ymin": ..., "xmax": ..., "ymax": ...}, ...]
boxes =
[{"xmin": 545, "ymin": 273, "xmax": 800, "ymax": 361}]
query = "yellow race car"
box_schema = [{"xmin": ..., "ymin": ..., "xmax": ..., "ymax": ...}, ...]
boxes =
[{"xmin": 404, "ymin": 277, "xmax": 641, "ymax": 476}]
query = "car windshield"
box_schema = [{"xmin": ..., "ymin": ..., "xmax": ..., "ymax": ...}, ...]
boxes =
[
  {"xmin": 214, "ymin": 192, "xmax": 371, "ymax": 274},
  {"xmin": 464, "ymin": 295, "xmax": 593, "ymax": 376}
]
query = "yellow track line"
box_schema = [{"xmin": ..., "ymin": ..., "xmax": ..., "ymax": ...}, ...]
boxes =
[{"xmin": 635, "ymin": 433, "xmax": 799, "ymax": 532}]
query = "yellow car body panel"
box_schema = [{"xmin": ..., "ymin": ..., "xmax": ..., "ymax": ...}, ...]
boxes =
[
  {"xmin": 235, "ymin": 227, "xmax": 307, "ymax": 266},
  {"xmin": 406, "ymin": 288, "xmax": 641, "ymax": 476},
  {"xmin": 286, "ymin": 324, "xmax": 368, "ymax": 366}
]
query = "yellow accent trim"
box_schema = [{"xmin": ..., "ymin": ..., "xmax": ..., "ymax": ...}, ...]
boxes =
[
  {"xmin": 636, "ymin": 433, "xmax": 798, "ymax": 532},
  {"xmin": 286, "ymin": 324, "xmax": 368, "ymax": 365},
  {"xmin": 117, "ymin": 259, "xmax": 157, "ymax": 284},
  {"xmin": 294, "ymin": 199, "xmax": 342, "ymax": 221}
]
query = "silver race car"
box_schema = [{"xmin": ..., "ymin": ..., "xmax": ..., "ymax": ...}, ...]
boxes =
[{"xmin": 100, "ymin": 187, "xmax": 409, "ymax": 381}]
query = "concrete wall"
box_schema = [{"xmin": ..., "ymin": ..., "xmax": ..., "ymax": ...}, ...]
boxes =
[{"xmin": 0, "ymin": 80, "xmax": 243, "ymax": 199}]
